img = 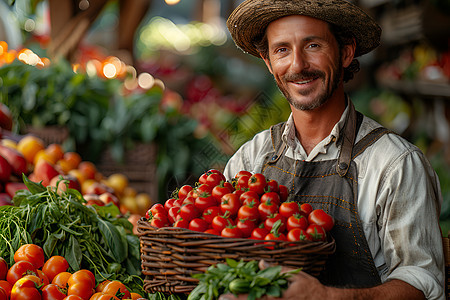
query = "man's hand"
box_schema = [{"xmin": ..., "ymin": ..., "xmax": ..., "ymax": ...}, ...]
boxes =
[{"xmin": 218, "ymin": 260, "xmax": 330, "ymax": 300}]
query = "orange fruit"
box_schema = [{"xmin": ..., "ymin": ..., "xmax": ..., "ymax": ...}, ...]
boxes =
[
  {"xmin": 17, "ymin": 135, "xmax": 45, "ymax": 164},
  {"xmin": 81, "ymin": 179, "xmax": 96, "ymax": 195},
  {"xmin": 34, "ymin": 149, "xmax": 56, "ymax": 165},
  {"xmin": 63, "ymin": 152, "xmax": 82, "ymax": 169},
  {"xmin": 45, "ymin": 144, "xmax": 64, "ymax": 162},
  {"xmin": 78, "ymin": 161, "xmax": 97, "ymax": 180},
  {"xmin": 56, "ymin": 159, "xmax": 74, "ymax": 173}
]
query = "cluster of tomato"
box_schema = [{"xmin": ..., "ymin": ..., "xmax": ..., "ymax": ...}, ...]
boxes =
[
  {"xmin": 0, "ymin": 244, "xmax": 143, "ymax": 300},
  {"xmin": 146, "ymin": 170, "xmax": 334, "ymax": 244}
]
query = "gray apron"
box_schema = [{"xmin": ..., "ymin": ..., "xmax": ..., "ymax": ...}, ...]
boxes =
[{"xmin": 262, "ymin": 101, "xmax": 391, "ymax": 288}]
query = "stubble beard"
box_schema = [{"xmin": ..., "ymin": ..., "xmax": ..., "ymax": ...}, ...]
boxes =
[{"xmin": 275, "ymin": 58, "xmax": 343, "ymax": 111}]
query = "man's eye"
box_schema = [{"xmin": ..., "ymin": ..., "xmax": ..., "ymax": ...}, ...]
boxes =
[
  {"xmin": 276, "ymin": 47, "xmax": 287, "ymax": 53},
  {"xmin": 307, "ymin": 43, "xmax": 320, "ymax": 49}
]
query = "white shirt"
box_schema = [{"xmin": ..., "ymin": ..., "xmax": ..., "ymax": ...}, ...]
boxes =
[{"xmin": 224, "ymin": 105, "xmax": 445, "ymax": 300}]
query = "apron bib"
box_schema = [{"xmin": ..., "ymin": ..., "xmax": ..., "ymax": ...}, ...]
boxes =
[{"xmin": 262, "ymin": 101, "xmax": 391, "ymax": 288}]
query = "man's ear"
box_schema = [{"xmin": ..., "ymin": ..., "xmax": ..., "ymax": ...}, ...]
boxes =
[
  {"xmin": 260, "ymin": 53, "xmax": 273, "ymax": 74},
  {"xmin": 342, "ymin": 38, "xmax": 356, "ymax": 68}
]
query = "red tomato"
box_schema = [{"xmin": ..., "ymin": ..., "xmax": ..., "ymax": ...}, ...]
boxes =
[
  {"xmin": 150, "ymin": 213, "xmax": 169, "ymax": 228},
  {"xmin": 211, "ymin": 214, "xmax": 235, "ymax": 232},
  {"xmin": 264, "ymin": 214, "xmax": 287, "ymax": 233},
  {"xmin": 286, "ymin": 214, "xmax": 309, "ymax": 231},
  {"xmin": 235, "ymin": 174, "xmax": 250, "ymax": 191},
  {"xmin": 182, "ymin": 196, "xmax": 196, "ymax": 205},
  {"xmin": 239, "ymin": 191, "xmax": 260, "ymax": 206},
  {"xmin": 0, "ymin": 258, "xmax": 7, "ymax": 280},
  {"xmin": 260, "ymin": 192, "xmax": 281, "ymax": 206},
  {"xmin": 237, "ymin": 203, "xmax": 259, "ymax": 222},
  {"xmin": 178, "ymin": 203, "xmax": 200, "ymax": 222},
  {"xmin": 164, "ymin": 198, "xmax": 177, "ymax": 211},
  {"xmin": 279, "ymin": 201, "xmax": 300, "ymax": 219},
  {"xmin": 220, "ymin": 193, "xmax": 240, "ymax": 217},
  {"xmin": 10, "ymin": 277, "xmax": 41, "ymax": 300},
  {"xmin": 193, "ymin": 184, "xmax": 213, "ymax": 198},
  {"xmin": 223, "ymin": 181, "xmax": 235, "ymax": 193},
  {"xmin": 236, "ymin": 218, "xmax": 257, "ymax": 238},
  {"xmin": 308, "ymin": 209, "xmax": 334, "ymax": 232},
  {"xmin": 189, "ymin": 218, "xmax": 209, "ymax": 232},
  {"xmin": 258, "ymin": 200, "xmax": 279, "ymax": 220},
  {"xmin": 52, "ymin": 272, "xmax": 71, "ymax": 289},
  {"xmin": 265, "ymin": 179, "xmax": 279, "ymax": 193},
  {"xmin": 42, "ymin": 256, "xmax": 69, "ymax": 283},
  {"xmin": 211, "ymin": 184, "xmax": 232, "ymax": 202},
  {"xmin": 178, "ymin": 185, "xmax": 193, "ymax": 201},
  {"xmin": 14, "ymin": 244, "xmax": 45, "ymax": 269},
  {"xmin": 204, "ymin": 228, "xmax": 221, "ymax": 235},
  {"xmin": 250, "ymin": 227, "xmax": 270, "ymax": 240},
  {"xmin": 67, "ymin": 282, "xmax": 93, "ymax": 300},
  {"xmin": 300, "ymin": 203, "xmax": 313, "ymax": 217},
  {"xmin": 0, "ymin": 280, "xmax": 12, "ymax": 298},
  {"xmin": 0, "ymin": 286, "xmax": 7, "ymax": 300},
  {"xmin": 148, "ymin": 203, "xmax": 166, "ymax": 218},
  {"xmin": 195, "ymin": 194, "xmax": 217, "ymax": 212},
  {"xmin": 7, "ymin": 261, "xmax": 37, "ymax": 286},
  {"xmin": 248, "ymin": 173, "xmax": 267, "ymax": 195},
  {"xmin": 221, "ymin": 226, "xmax": 243, "ymax": 238},
  {"xmin": 278, "ymin": 184, "xmax": 289, "ymax": 202},
  {"xmin": 42, "ymin": 283, "xmax": 67, "ymax": 300},
  {"xmin": 202, "ymin": 206, "xmax": 221, "ymax": 223},
  {"xmin": 173, "ymin": 218, "xmax": 189, "ymax": 229},
  {"xmin": 206, "ymin": 172, "xmax": 224, "ymax": 187},
  {"xmin": 63, "ymin": 295, "xmax": 84, "ymax": 300},
  {"xmin": 36, "ymin": 270, "xmax": 49, "ymax": 287},
  {"xmin": 287, "ymin": 228, "xmax": 313, "ymax": 242},
  {"xmin": 67, "ymin": 270, "xmax": 95, "ymax": 289},
  {"xmin": 264, "ymin": 232, "xmax": 287, "ymax": 249},
  {"xmin": 234, "ymin": 170, "xmax": 252, "ymax": 179},
  {"xmin": 306, "ymin": 224, "xmax": 327, "ymax": 241},
  {"xmin": 167, "ymin": 206, "xmax": 179, "ymax": 224},
  {"xmin": 101, "ymin": 280, "xmax": 130, "ymax": 299}
]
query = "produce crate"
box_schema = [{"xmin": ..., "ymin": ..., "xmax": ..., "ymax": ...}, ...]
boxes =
[
  {"xmin": 95, "ymin": 142, "xmax": 158, "ymax": 201},
  {"xmin": 25, "ymin": 125, "xmax": 69, "ymax": 145},
  {"xmin": 137, "ymin": 218, "xmax": 336, "ymax": 294}
]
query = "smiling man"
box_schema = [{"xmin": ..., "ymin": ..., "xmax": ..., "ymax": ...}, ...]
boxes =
[{"xmin": 222, "ymin": 0, "xmax": 444, "ymax": 299}]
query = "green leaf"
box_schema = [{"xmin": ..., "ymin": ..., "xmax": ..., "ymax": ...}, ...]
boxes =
[
  {"xmin": 97, "ymin": 218, "xmax": 127, "ymax": 263},
  {"xmin": 22, "ymin": 174, "xmax": 46, "ymax": 194},
  {"xmin": 64, "ymin": 235, "xmax": 82, "ymax": 271}
]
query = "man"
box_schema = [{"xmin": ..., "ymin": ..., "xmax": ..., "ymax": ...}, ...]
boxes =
[{"xmin": 222, "ymin": 0, "xmax": 445, "ymax": 299}]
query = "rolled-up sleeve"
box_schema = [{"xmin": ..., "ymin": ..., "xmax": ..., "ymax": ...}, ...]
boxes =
[{"xmin": 376, "ymin": 147, "xmax": 444, "ymax": 300}]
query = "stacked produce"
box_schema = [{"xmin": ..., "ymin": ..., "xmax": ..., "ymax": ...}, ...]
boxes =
[
  {"xmin": 0, "ymin": 133, "xmax": 154, "ymax": 218},
  {"xmin": 0, "ymin": 244, "xmax": 144, "ymax": 299},
  {"xmin": 146, "ymin": 169, "xmax": 334, "ymax": 243}
]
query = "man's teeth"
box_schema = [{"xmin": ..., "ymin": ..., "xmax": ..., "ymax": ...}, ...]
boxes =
[{"xmin": 295, "ymin": 78, "xmax": 314, "ymax": 84}]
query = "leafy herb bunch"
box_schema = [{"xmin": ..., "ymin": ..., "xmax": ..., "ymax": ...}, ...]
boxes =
[{"xmin": 188, "ymin": 258, "xmax": 301, "ymax": 300}]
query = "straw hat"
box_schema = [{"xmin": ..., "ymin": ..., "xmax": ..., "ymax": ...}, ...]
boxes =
[{"xmin": 227, "ymin": 0, "xmax": 381, "ymax": 58}]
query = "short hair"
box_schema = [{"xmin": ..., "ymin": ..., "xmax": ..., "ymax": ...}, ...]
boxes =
[{"xmin": 253, "ymin": 21, "xmax": 360, "ymax": 82}]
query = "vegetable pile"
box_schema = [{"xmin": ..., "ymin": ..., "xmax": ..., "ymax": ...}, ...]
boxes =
[
  {"xmin": 0, "ymin": 243, "xmax": 145, "ymax": 299},
  {"xmin": 146, "ymin": 169, "xmax": 335, "ymax": 244},
  {"xmin": 0, "ymin": 175, "xmax": 143, "ymax": 295},
  {"xmin": 187, "ymin": 258, "xmax": 301, "ymax": 300}
]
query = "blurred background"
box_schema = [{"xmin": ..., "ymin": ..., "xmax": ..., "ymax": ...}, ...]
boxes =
[{"xmin": 0, "ymin": 0, "xmax": 449, "ymax": 230}]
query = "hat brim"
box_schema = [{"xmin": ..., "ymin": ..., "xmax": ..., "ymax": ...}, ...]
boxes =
[{"xmin": 227, "ymin": 0, "xmax": 381, "ymax": 58}]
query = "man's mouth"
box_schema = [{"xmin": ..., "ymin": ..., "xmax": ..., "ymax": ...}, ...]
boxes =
[{"xmin": 294, "ymin": 77, "xmax": 317, "ymax": 84}]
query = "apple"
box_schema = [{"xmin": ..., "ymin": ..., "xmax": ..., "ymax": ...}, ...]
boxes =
[
  {"xmin": 32, "ymin": 159, "xmax": 61, "ymax": 186},
  {"xmin": 99, "ymin": 192, "xmax": 120, "ymax": 208},
  {"xmin": 0, "ymin": 155, "xmax": 11, "ymax": 182},
  {"xmin": 0, "ymin": 144, "xmax": 28, "ymax": 176},
  {"xmin": 0, "ymin": 192, "xmax": 12, "ymax": 206},
  {"xmin": 49, "ymin": 174, "xmax": 82, "ymax": 193},
  {"xmin": 0, "ymin": 103, "xmax": 13, "ymax": 131},
  {"xmin": 84, "ymin": 194, "xmax": 106, "ymax": 207},
  {"xmin": 5, "ymin": 182, "xmax": 28, "ymax": 198},
  {"xmin": 84, "ymin": 181, "xmax": 113, "ymax": 195}
]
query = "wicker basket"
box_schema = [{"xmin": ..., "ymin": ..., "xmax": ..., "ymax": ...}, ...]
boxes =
[{"xmin": 137, "ymin": 217, "xmax": 336, "ymax": 294}]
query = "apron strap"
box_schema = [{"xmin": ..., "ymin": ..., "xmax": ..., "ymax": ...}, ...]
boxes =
[{"xmin": 336, "ymin": 100, "xmax": 358, "ymax": 177}]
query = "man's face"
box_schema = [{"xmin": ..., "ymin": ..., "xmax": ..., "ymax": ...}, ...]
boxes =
[{"xmin": 261, "ymin": 15, "xmax": 348, "ymax": 111}]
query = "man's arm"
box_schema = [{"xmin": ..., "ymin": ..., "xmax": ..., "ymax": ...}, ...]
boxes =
[{"xmin": 219, "ymin": 269, "xmax": 425, "ymax": 300}]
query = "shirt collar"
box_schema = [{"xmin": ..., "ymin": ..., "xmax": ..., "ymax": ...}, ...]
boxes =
[{"xmin": 281, "ymin": 100, "xmax": 350, "ymax": 154}]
